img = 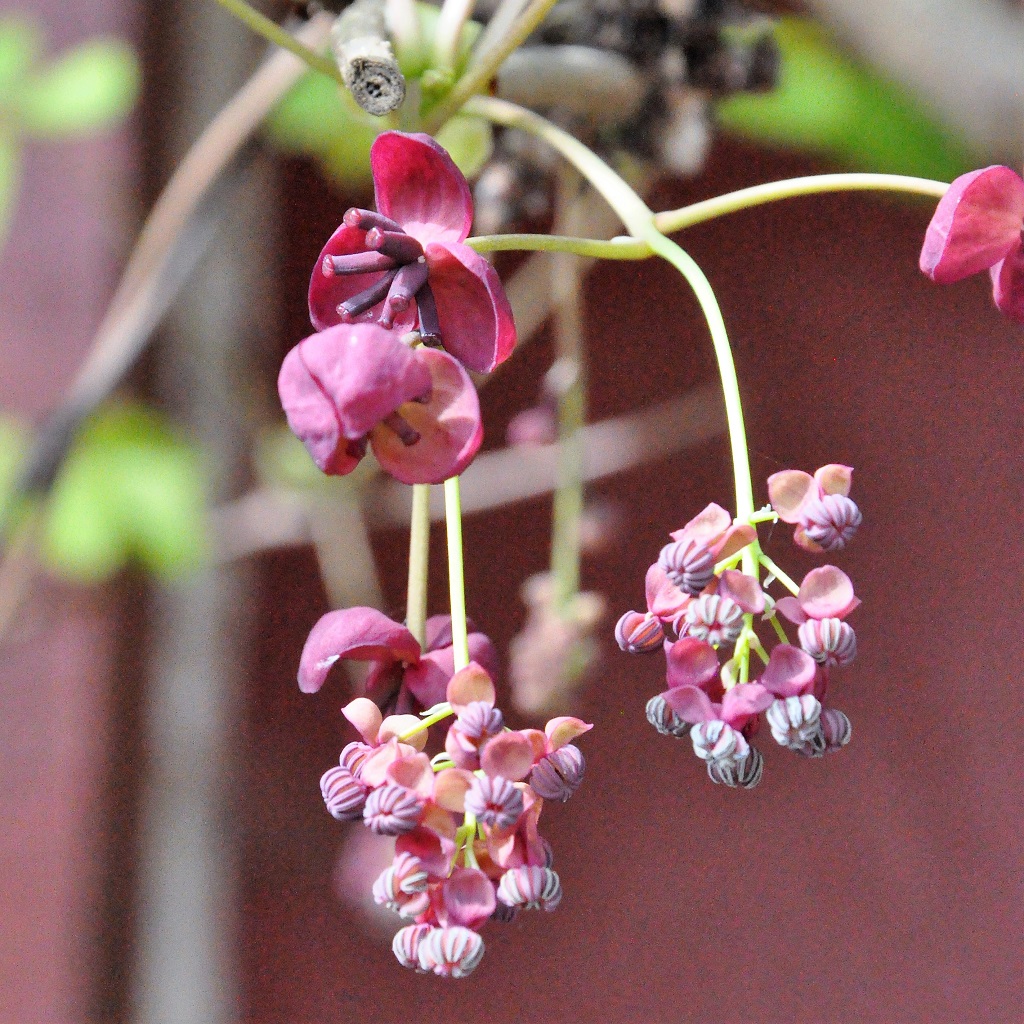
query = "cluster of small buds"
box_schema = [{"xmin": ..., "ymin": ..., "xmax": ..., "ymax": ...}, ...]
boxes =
[
  {"xmin": 315, "ymin": 658, "xmax": 591, "ymax": 977},
  {"xmin": 616, "ymin": 466, "xmax": 862, "ymax": 787}
]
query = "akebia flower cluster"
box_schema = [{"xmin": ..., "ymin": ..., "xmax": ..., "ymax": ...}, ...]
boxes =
[
  {"xmin": 278, "ymin": 131, "xmax": 516, "ymax": 484},
  {"xmin": 615, "ymin": 466, "xmax": 861, "ymax": 788},
  {"xmin": 303, "ymin": 617, "xmax": 590, "ymax": 978}
]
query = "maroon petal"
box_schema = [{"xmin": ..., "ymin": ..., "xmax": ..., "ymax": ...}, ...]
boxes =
[
  {"xmin": 990, "ymin": 243, "xmax": 1024, "ymax": 322},
  {"xmin": 424, "ymin": 241, "xmax": 517, "ymax": 373},
  {"xmin": 371, "ymin": 348, "xmax": 482, "ymax": 485},
  {"xmin": 760, "ymin": 643, "xmax": 817, "ymax": 697},
  {"xmin": 371, "ymin": 131, "xmax": 473, "ymax": 246},
  {"xmin": 308, "ymin": 222, "xmax": 376, "ymax": 331},
  {"xmin": 298, "ymin": 607, "xmax": 421, "ymax": 694},
  {"xmin": 920, "ymin": 166, "xmax": 1024, "ymax": 284},
  {"xmin": 718, "ymin": 569, "xmax": 764, "ymax": 614},
  {"xmin": 662, "ymin": 684, "xmax": 714, "ymax": 723},
  {"xmin": 720, "ymin": 682, "xmax": 773, "ymax": 726},
  {"xmin": 645, "ymin": 563, "xmax": 689, "ymax": 622},
  {"xmin": 665, "ymin": 637, "xmax": 720, "ymax": 690}
]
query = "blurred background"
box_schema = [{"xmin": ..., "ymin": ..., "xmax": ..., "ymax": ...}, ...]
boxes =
[{"xmin": 1, "ymin": 0, "xmax": 1022, "ymax": 1021}]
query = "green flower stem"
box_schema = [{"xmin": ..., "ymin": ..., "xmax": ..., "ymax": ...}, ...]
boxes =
[
  {"xmin": 444, "ymin": 475, "xmax": 470, "ymax": 670},
  {"xmin": 654, "ymin": 173, "xmax": 948, "ymax": 235},
  {"xmin": 423, "ymin": 0, "xmax": 562, "ymax": 133},
  {"xmin": 433, "ymin": 0, "xmax": 476, "ymax": 74},
  {"xmin": 758, "ymin": 552, "xmax": 800, "ymax": 596},
  {"xmin": 749, "ymin": 506, "xmax": 779, "ymax": 525},
  {"xmin": 749, "ymin": 631, "xmax": 770, "ymax": 665},
  {"xmin": 399, "ymin": 702, "xmax": 454, "ymax": 740},
  {"xmin": 467, "ymin": 232, "xmax": 650, "ymax": 259},
  {"xmin": 406, "ymin": 483, "xmax": 431, "ymax": 648},
  {"xmin": 768, "ymin": 611, "xmax": 790, "ymax": 645},
  {"xmin": 458, "ymin": 813, "xmax": 480, "ymax": 868},
  {"xmin": 210, "ymin": 0, "xmax": 343, "ymax": 84}
]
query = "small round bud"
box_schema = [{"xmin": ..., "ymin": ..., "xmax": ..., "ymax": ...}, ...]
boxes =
[
  {"xmin": 821, "ymin": 708, "xmax": 852, "ymax": 751},
  {"xmin": 766, "ymin": 695, "xmax": 823, "ymax": 750},
  {"xmin": 497, "ymin": 865, "xmax": 562, "ymax": 911},
  {"xmin": 684, "ymin": 594, "xmax": 743, "ymax": 646},
  {"xmin": 615, "ymin": 610, "xmax": 665, "ymax": 653},
  {"xmin": 373, "ymin": 852, "xmax": 430, "ymax": 917},
  {"xmin": 464, "ymin": 775, "xmax": 524, "ymax": 829},
  {"xmin": 339, "ymin": 740, "xmax": 373, "ymax": 776},
  {"xmin": 646, "ymin": 694, "xmax": 689, "ymax": 737},
  {"xmin": 456, "ymin": 701, "xmax": 504, "ymax": 741},
  {"xmin": 691, "ymin": 720, "xmax": 749, "ymax": 764},
  {"xmin": 658, "ymin": 538, "xmax": 715, "ymax": 596},
  {"xmin": 363, "ymin": 783, "xmax": 423, "ymax": 835},
  {"xmin": 707, "ymin": 746, "xmax": 763, "ymax": 789},
  {"xmin": 798, "ymin": 618, "xmax": 857, "ymax": 668},
  {"xmin": 320, "ymin": 766, "xmax": 367, "ymax": 820},
  {"xmin": 802, "ymin": 494, "xmax": 862, "ymax": 551},
  {"xmin": 416, "ymin": 926, "xmax": 485, "ymax": 978},
  {"xmin": 530, "ymin": 745, "xmax": 585, "ymax": 802},
  {"xmin": 392, "ymin": 924, "xmax": 434, "ymax": 971}
]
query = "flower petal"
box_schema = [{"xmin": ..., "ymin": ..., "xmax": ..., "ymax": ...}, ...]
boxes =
[
  {"xmin": 645, "ymin": 563, "xmax": 689, "ymax": 622},
  {"xmin": 760, "ymin": 643, "xmax": 817, "ymax": 697},
  {"xmin": 990, "ymin": 244, "xmax": 1024, "ymax": 322},
  {"xmin": 440, "ymin": 867, "xmax": 496, "ymax": 929},
  {"xmin": 767, "ymin": 469, "xmax": 815, "ymax": 522},
  {"xmin": 424, "ymin": 241, "xmax": 517, "ymax": 372},
  {"xmin": 433, "ymin": 768, "xmax": 475, "ymax": 813},
  {"xmin": 662, "ymin": 684, "xmax": 715, "ymax": 723},
  {"xmin": 298, "ymin": 607, "xmax": 420, "ymax": 693},
  {"xmin": 379, "ymin": 714, "xmax": 428, "ymax": 751},
  {"xmin": 446, "ymin": 661, "xmax": 496, "ymax": 712},
  {"xmin": 798, "ymin": 565, "xmax": 858, "ymax": 620},
  {"xmin": 387, "ymin": 752, "xmax": 434, "ymax": 797},
  {"xmin": 670, "ymin": 502, "xmax": 732, "ymax": 544},
  {"xmin": 308, "ymin": 222, "xmax": 375, "ymax": 332},
  {"xmin": 920, "ymin": 166, "xmax": 1024, "ymax": 284},
  {"xmin": 341, "ymin": 696, "xmax": 382, "ymax": 743},
  {"xmin": 665, "ymin": 637, "xmax": 720, "ymax": 691},
  {"xmin": 544, "ymin": 716, "xmax": 593, "ymax": 751},
  {"xmin": 480, "ymin": 732, "xmax": 535, "ymax": 782},
  {"xmin": 371, "ymin": 348, "xmax": 483, "ymax": 484},
  {"xmin": 397, "ymin": 826, "xmax": 456, "ymax": 878},
  {"xmin": 718, "ymin": 569, "xmax": 765, "ymax": 614},
  {"xmin": 720, "ymin": 682, "xmax": 772, "ymax": 726},
  {"xmin": 814, "ymin": 464, "xmax": 853, "ymax": 497},
  {"xmin": 371, "ymin": 131, "xmax": 473, "ymax": 246}
]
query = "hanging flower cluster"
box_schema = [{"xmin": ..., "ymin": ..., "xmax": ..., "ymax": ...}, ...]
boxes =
[
  {"xmin": 615, "ymin": 466, "xmax": 861, "ymax": 788},
  {"xmin": 306, "ymin": 634, "xmax": 590, "ymax": 979},
  {"xmin": 278, "ymin": 131, "xmax": 516, "ymax": 484}
]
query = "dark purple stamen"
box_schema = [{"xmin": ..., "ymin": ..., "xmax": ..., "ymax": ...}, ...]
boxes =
[
  {"xmin": 365, "ymin": 228, "xmax": 424, "ymax": 263},
  {"xmin": 322, "ymin": 251, "xmax": 396, "ymax": 277},
  {"xmin": 339, "ymin": 270, "xmax": 398, "ymax": 320},
  {"xmin": 380, "ymin": 262, "xmax": 430, "ymax": 327},
  {"xmin": 381, "ymin": 410, "xmax": 421, "ymax": 446},
  {"xmin": 415, "ymin": 283, "xmax": 442, "ymax": 344},
  {"xmin": 343, "ymin": 208, "xmax": 403, "ymax": 233}
]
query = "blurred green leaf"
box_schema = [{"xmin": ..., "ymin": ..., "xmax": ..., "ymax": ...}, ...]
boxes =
[
  {"xmin": 0, "ymin": 130, "xmax": 21, "ymax": 249},
  {"xmin": 43, "ymin": 403, "xmax": 208, "ymax": 582},
  {"xmin": 437, "ymin": 113, "xmax": 492, "ymax": 179},
  {"xmin": 18, "ymin": 37, "xmax": 139, "ymax": 137},
  {"xmin": 716, "ymin": 17, "xmax": 972, "ymax": 180},
  {"xmin": 0, "ymin": 16, "xmax": 41, "ymax": 94}
]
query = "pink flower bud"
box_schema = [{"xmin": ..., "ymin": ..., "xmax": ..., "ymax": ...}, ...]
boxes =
[
  {"xmin": 821, "ymin": 708, "xmax": 852, "ymax": 751},
  {"xmin": 416, "ymin": 925, "xmax": 486, "ymax": 978},
  {"xmin": 464, "ymin": 774, "xmax": 524, "ymax": 829},
  {"xmin": 392, "ymin": 924, "xmax": 434, "ymax": 971},
  {"xmin": 497, "ymin": 865, "xmax": 562, "ymax": 911},
  {"xmin": 320, "ymin": 766, "xmax": 368, "ymax": 820},
  {"xmin": 690, "ymin": 720, "xmax": 748, "ymax": 763},
  {"xmin": 684, "ymin": 594, "xmax": 743, "ymax": 646},
  {"xmin": 372, "ymin": 852, "xmax": 431, "ymax": 917},
  {"xmin": 615, "ymin": 610, "xmax": 665, "ymax": 653},
  {"xmin": 706, "ymin": 746, "xmax": 763, "ymax": 789},
  {"xmin": 800, "ymin": 493, "xmax": 862, "ymax": 551},
  {"xmin": 798, "ymin": 618, "xmax": 857, "ymax": 668},
  {"xmin": 766, "ymin": 695, "xmax": 824, "ymax": 752},
  {"xmin": 645, "ymin": 694, "xmax": 689, "ymax": 737},
  {"xmin": 339, "ymin": 740, "xmax": 373, "ymax": 776},
  {"xmin": 363, "ymin": 783, "xmax": 423, "ymax": 835},
  {"xmin": 530, "ymin": 744, "xmax": 585, "ymax": 802},
  {"xmin": 658, "ymin": 538, "xmax": 715, "ymax": 596}
]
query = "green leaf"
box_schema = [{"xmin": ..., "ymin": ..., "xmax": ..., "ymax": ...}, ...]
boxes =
[
  {"xmin": 0, "ymin": 129, "xmax": 21, "ymax": 251},
  {"xmin": 42, "ymin": 403, "xmax": 208, "ymax": 582},
  {"xmin": 18, "ymin": 37, "xmax": 139, "ymax": 137},
  {"xmin": 715, "ymin": 17, "xmax": 972, "ymax": 180},
  {"xmin": 437, "ymin": 113, "xmax": 493, "ymax": 179},
  {"xmin": 0, "ymin": 16, "xmax": 42, "ymax": 94}
]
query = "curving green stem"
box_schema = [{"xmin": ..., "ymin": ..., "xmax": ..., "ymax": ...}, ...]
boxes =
[
  {"xmin": 406, "ymin": 483, "xmax": 431, "ymax": 648},
  {"xmin": 444, "ymin": 476, "xmax": 470, "ymax": 670},
  {"xmin": 210, "ymin": 0, "xmax": 343, "ymax": 83},
  {"xmin": 758, "ymin": 552, "xmax": 800, "ymax": 596},
  {"xmin": 467, "ymin": 232, "xmax": 650, "ymax": 259}
]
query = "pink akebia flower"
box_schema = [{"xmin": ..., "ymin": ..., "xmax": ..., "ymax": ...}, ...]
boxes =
[
  {"xmin": 278, "ymin": 322, "xmax": 483, "ymax": 485},
  {"xmin": 309, "ymin": 131, "xmax": 516, "ymax": 373},
  {"xmin": 658, "ymin": 503, "xmax": 756, "ymax": 597},
  {"xmin": 297, "ymin": 607, "xmax": 497, "ymax": 713},
  {"xmin": 767, "ymin": 464, "xmax": 862, "ymax": 552},
  {"xmin": 774, "ymin": 566, "xmax": 860, "ymax": 625},
  {"xmin": 919, "ymin": 165, "xmax": 1024, "ymax": 322},
  {"xmin": 661, "ymin": 679, "xmax": 773, "ymax": 734}
]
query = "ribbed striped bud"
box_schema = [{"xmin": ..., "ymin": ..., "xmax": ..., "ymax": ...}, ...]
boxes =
[
  {"xmin": 802, "ymin": 493, "xmax": 862, "ymax": 551},
  {"xmin": 798, "ymin": 618, "xmax": 857, "ymax": 668},
  {"xmin": 363, "ymin": 783, "xmax": 423, "ymax": 835},
  {"xmin": 464, "ymin": 774, "xmax": 524, "ymax": 829},
  {"xmin": 690, "ymin": 720, "xmax": 748, "ymax": 763},
  {"xmin": 529, "ymin": 744, "xmax": 585, "ymax": 802},
  {"xmin": 319, "ymin": 766, "xmax": 368, "ymax": 820},
  {"xmin": 372, "ymin": 852, "xmax": 430, "ymax": 917},
  {"xmin": 684, "ymin": 594, "xmax": 743, "ymax": 646},
  {"xmin": 707, "ymin": 746, "xmax": 763, "ymax": 789},
  {"xmin": 658, "ymin": 538, "xmax": 715, "ymax": 596},
  {"xmin": 615, "ymin": 610, "xmax": 665, "ymax": 653},
  {"xmin": 766, "ymin": 695, "xmax": 824, "ymax": 752},
  {"xmin": 339, "ymin": 740, "xmax": 373, "ymax": 776},
  {"xmin": 456, "ymin": 701, "xmax": 504, "ymax": 741},
  {"xmin": 821, "ymin": 708, "xmax": 852, "ymax": 751},
  {"xmin": 416, "ymin": 925, "xmax": 485, "ymax": 978},
  {"xmin": 646, "ymin": 694, "xmax": 689, "ymax": 737},
  {"xmin": 392, "ymin": 924, "xmax": 434, "ymax": 971},
  {"xmin": 496, "ymin": 865, "xmax": 562, "ymax": 911}
]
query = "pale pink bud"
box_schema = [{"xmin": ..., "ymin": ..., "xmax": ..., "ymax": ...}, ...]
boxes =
[
  {"xmin": 690, "ymin": 720, "xmax": 748, "ymax": 763},
  {"xmin": 497, "ymin": 865, "xmax": 562, "ymax": 911},
  {"xmin": 416, "ymin": 925, "xmax": 485, "ymax": 978},
  {"xmin": 392, "ymin": 924, "xmax": 434, "ymax": 971},
  {"xmin": 798, "ymin": 618, "xmax": 857, "ymax": 668},
  {"xmin": 658, "ymin": 538, "xmax": 715, "ymax": 596},
  {"xmin": 372, "ymin": 852, "xmax": 431, "ymax": 917},
  {"xmin": 684, "ymin": 594, "xmax": 743, "ymax": 646},
  {"xmin": 801, "ymin": 493, "xmax": 862, "ymax": 551},
  {"xmin": 821, "ymin": 708, "xmax": 852, "ymax": 751},
  {"xmin": 615, "ymin": 610, "xmax": 665, "ymax": 653},
  {"xmin": 766, "ymin": 695, "xmax": 824, "ymax": 752},
  {"xmin": 320, "ymin": 766, "xmax": 367, "ymax": 820},
  {"xmin": 340, "ymin": 740, "xmax": 373, "ymax": 776},
  {"xmin": 363, "ymin": 783, "xmax": 423, "ymax": 835},
  {"xmin": 646, "ymin": 694, "xmax": 689, "ymax": 737},
  {"xmin": 464, "ymin": 774, "xmax": 524, "ymax": 829}
]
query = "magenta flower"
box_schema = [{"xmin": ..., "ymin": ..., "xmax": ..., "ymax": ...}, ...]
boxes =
[
  {"xmin": 297, "ymin": 606, "xmax": 497, "ymax": 713},
  {"xmin": 278, "ymin": 321, "xmax": 482, "ymax": 485},
  {"xmin": 309, "ymin": 131, "xmax": 516, "ymax": 373},
  {"xmin": 767, "ymin": 464, "xmax": 861, "ymax": 552},
  {"xmin": 658, "ymin": 502, "xmax": 756, "ymax": 597},
  {"xmin": 919, "ymin": 165, "xmax": 1024, "ymax": 322}
]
